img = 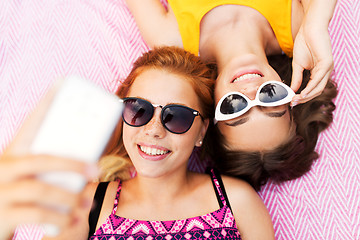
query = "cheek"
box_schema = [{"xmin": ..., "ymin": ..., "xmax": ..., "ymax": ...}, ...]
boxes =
[
  {"xmin": 122, "ymin": 124, "xmax": 137, "ymax": 150},
  {"xmin": 268, "ymin": 67, "xmax": 282, "ymax": 81},
  {"xmin": 214, "ymin": 80, "xmax": 226, "ymax": 105},
  {"xmin": 176, "ymin": 126, "xmax": 202, "ymax": 151},
  {"xmin": 173, "ymin": 137, "xmax": 197, "ymax": 160}
]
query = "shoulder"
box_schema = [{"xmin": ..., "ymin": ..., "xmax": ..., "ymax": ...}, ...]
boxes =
[
  {"xmin": 83, "ymin": 181, "xmax": 118, "ymax": 200},
  {"xmin": 89, "ymin": 181, "xmax": 120, "ymax": 207},
  {"xmin": 83, "ymin": 181, "xmax": 100, "ymax": 197},
  {"xmin": 221, "ymin": 175, "xmax": 275, "ymax": 240},
  {"xmin": 86, "ymin": 181, "xmax": 120, "ymax": 232},
  {"xmin": 83, "ymin": 181, "xmax": 119, "ymax": 222},
  {"xmin": 221, "ymin": 175, "xmax": 260, "ymax": 205}
]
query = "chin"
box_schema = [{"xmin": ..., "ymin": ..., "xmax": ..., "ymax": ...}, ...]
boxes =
[{"xmin": 136, "ymin": 168, "xmax": 165, "ymax": 178}]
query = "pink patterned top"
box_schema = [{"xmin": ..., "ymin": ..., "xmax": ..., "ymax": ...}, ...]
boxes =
[{"xmin": 89, "ymin": 169, "xmax": 241, "ymax": 239}]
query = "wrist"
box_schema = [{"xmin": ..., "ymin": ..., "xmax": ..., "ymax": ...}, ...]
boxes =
[{"xmin": 301, "ymin": 0, "xmax": 336, "ymax": 24}]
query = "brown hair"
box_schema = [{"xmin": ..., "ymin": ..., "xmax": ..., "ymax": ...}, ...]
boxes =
[
  {"xmin": 209, "ymin": 54, "xmax": 337, "ymax": 191},
  {"xmin": 99, "ymin": 46, "xmax": 215, "ymax": 181}
]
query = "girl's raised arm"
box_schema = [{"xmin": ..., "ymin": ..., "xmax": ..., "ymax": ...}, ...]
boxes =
[
  {"xmin": 125, "ymin": 0, "xmax": 183, "ymax": 48},
  {"xmin": 291, "ymin": 0, "xmax": 337, "ymax": 105}
]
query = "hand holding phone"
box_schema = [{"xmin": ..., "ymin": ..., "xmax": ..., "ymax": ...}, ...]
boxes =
[{"xmin": 29, "ymin": 76, "xmax": 123, "ymax": 235}]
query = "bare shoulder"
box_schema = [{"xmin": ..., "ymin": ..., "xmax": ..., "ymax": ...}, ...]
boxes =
[
  {"xmin": 83, "ymin": 181, "xmax": 118, "ymax": 199},
  {"xmin": 221, "ymin": 175, "xmax": 259, "ymax": 201},
  {"xmin": 83, "ymin": 181, "xmax": 99, "ymax": 198},
  {"xmin": 221, "ymin": 175, "xmax": 275, "ymax": 240}
]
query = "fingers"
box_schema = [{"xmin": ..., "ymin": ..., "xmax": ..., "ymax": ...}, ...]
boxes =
[
  {"xmin": 301, "ymin": 59, "xmax": 333, "ymax": 94},
  {"xmin": 300, "ymin": 63, "xmax": 333, "ymax": 103},
  {"xmin": 0, "ymin": 180, "xmax": 91, "ymax": 239},
  {"xmin": 290, "ymin": 62, "xmax": 306, "ymax": 107},
  {"xmin": 291, "ymin": 72, "xmax": 331, "ymax": 106},
  {"xmin": 0, "ymin": 155, "xmax": 98, "ymax": 183},
  {"xmin": 291, "ymin": 61, "xmax": 305, "ymax": 93},
  {"xmin": 2, "ymin": 205, "xmax": 75, "ymax": 237},
  {"xmin": 291, "ymin": 59, "xmax": 333, "ymax": 106},
  {"xmin": 0, "ymin": 141, "xmax": 97, "ymax": 238},
  {"xmin": 0, "ymin": 180, "xmax": 79, "ymax": 210}
]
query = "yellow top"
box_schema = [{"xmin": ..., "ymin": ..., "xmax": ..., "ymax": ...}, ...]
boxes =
[{"xmin": 168, "ymin": 0, "xmax": 293, "ymax": 57}]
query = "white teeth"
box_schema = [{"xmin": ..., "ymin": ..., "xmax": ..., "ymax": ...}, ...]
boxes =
[
  {"xmin": 139, "ymin": 145, "xmax": 169, "ymax": 156},
  {"xmin": 233, "ymin": 73, "xmax": 261, "ymax": 82}
]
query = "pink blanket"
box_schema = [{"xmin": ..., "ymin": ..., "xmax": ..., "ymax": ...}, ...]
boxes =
[{"xmin": 1, "ymin": 1, "xmax": 359, "ymax": 239}]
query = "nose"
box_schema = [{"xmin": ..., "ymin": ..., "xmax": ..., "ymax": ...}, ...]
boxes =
[
  {"xmin": 241, "ymin": 85, "xmax": 259, "ymax": 100},
  {"xmin": 143, "ymin": 108, "xmax": 166, "ymax": 138}
]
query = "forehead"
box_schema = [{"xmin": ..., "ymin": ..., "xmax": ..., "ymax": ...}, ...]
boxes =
[{"xmin": 127, "ymin": 68, "xmax": 199, "ymax": 107}]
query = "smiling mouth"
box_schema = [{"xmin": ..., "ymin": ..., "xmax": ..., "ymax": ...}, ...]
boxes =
[
  {"xmin": 232, "ymin": 73, "xmax": 263, "ymax": 83},
  {"xmin": 138, "ymin": 145, "xmax": 170, "ymax": 156}
]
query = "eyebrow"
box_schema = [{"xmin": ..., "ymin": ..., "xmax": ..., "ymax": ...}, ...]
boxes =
[
  {"xmin": 224, "ymin": 110, "xmax": 287, "ymax": 127},
  {"xmin": 266, "ymin": 110, "xmax": 287, "ymax": 118},
  {"xmin": 225, "ymin": 117, "xmax": 249, "ymax": 126}
]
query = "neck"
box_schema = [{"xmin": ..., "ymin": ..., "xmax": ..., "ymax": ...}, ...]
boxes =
[
  {"xmin": 213, "ymin": 26, "xmax": 267, "ymax": 72},
  {"xmin": 127, "ymin": 169, "xmax": 193, "ymax": 204},
  {"xmin": 200, "ymin": 9, "xmax": 281, "ymax": 71}
]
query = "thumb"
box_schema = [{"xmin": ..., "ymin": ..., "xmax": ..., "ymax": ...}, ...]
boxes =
[{"xmin": 291, "ymin": 62, "xmax": 304, "ymax": 93}]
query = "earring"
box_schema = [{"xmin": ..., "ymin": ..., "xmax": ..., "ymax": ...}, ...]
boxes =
[{"xmin": 199, "ymin": 140, "xmax": 203, "ymax": 146}]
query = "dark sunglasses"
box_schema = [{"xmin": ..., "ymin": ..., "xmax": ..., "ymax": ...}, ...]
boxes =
[
  {"xmin": 215, "ymin": 81, "xmax": 295, "ymax": 121},
  {"xmin": 120, "ymin": 97, "xmax": 203, "ymax": 134}
]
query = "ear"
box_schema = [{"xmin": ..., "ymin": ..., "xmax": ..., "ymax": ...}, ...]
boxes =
[{"xmin": 195, "ymin": 118, "xmax": 209, "ymax": 147}]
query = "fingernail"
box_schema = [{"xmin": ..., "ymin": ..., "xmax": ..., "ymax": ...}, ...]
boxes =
[{"xmin": 42, "ymin": 224, "xmax": 60, "ymax": 237}]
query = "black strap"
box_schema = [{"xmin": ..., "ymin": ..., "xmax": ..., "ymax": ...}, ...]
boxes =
[
  {"xmin": 88, "ymin": 181, "xmax": 110, "ymax": 238},
  {"xmin": 207, "ymin": 168, "xmax": 233, "ymax": 212}
]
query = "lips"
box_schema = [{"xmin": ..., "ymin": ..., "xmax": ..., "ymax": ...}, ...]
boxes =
[
  {"xmin": 137, "ymin": 144, "xmax": 171, "ymax": 161},
  {"xmin": 139, "ymin": 145, "xmax": 170, "ymax": 156},
  {"xmin": 232, "ymin": 71, "xmax": 264, "ymax": 83}
]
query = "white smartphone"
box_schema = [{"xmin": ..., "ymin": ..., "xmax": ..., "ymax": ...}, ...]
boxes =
[{"xmin": 29, "ymin": 76, "xmax": 123, "ymax": 235}]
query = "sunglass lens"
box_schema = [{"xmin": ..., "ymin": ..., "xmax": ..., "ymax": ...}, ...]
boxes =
[
  {"xmin": 123, "ymin": 98, "xmax": 153, "ymax": 126},
  {"xmin": 259, "ymin": 83, "xmax": 289, "ymax": 103},
  {"xmin": 220, "ymin": 94, "xmax": 248, "ymax": 114},
  {"xmin": 162, "ymin": 106, "xmax": 195, "ymax": 134}
]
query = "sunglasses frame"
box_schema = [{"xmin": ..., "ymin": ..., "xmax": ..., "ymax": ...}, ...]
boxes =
[
  {"xmin": 120, "ymin": 97, "xmax": 203, "ymax": 134},
  {"xmin": 215, "ymin": 80, "xmax": 295, "ymax": 121}
]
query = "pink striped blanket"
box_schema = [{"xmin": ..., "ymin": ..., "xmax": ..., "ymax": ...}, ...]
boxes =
[{"xmin": 0, "ymin": 1, "xmax": 359, "ymax": 239}]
